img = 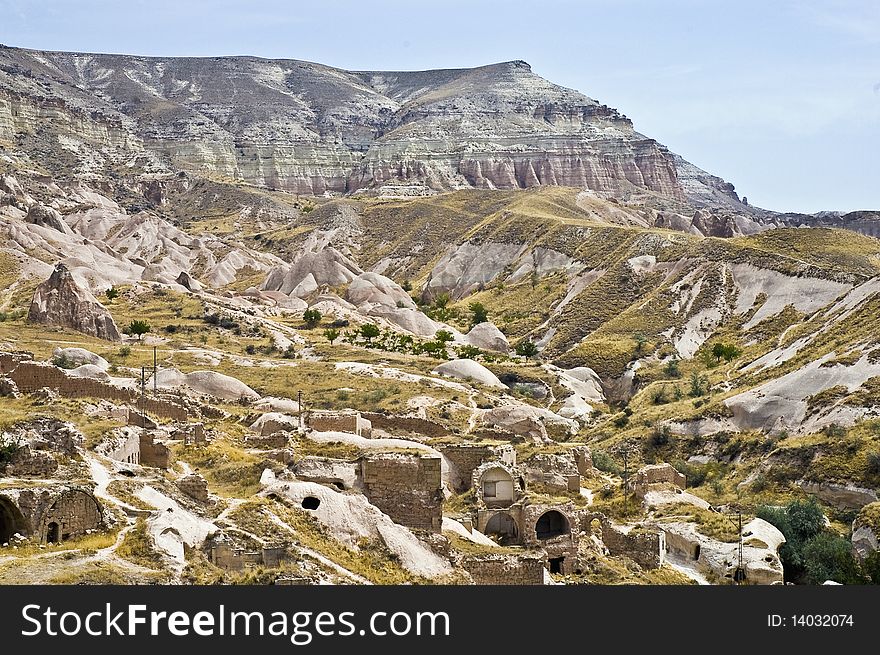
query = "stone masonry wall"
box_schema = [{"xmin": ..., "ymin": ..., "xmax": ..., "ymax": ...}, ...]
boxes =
[
  {"xmin": 359, "ymin": 453, "xmax": 442, "ymax": 532},
  {"xmin": 361, "ymin": 412, "xmax": 449, "ymax": 438},
  {"xmin": 440, "ymin": 443, "xmax": 516, "ymax": 493},
  {"xmin": 460, "ymin": 554, "xmax": 546, "ymax": 585}
]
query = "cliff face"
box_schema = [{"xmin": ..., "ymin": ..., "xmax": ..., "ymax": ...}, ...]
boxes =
[{"xmin": 0, "ymin": 46, "xmax": 738, "ymax": 204}]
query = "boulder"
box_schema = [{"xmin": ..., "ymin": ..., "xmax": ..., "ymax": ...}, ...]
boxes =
[
  {"xmin": 175, "ymin": 271, "xmax": 203, "ymax": 292},
  {"xmin": 52, "ymin": 347, "xmax": 110, "ymax": 370},
  {"xmin": 65, "ymin": 364, "xmax": 111, "ymax": 381},
  {"xmin": 479, "ymin": 405, "xmax": 548, "ymax": 442},
  {"xmin": 154, "ymin": 368, "xmax": 259, "ymax": 401},
  {"xmin": 176, "ymin": 474, "xmax": 210, "ymax": 503},
  {"xmin": 262, "ymin": 247, "xmax": 362, "ymax": 298},
  {"xmin": 24, "ymin": 204, "xmax": 69, "ymax": 232},
  {"xmin": 433, "ymin": 359, "xmax": 506, "ymax": 388},
  {"xmin": 28, "ymin": 263, "xmax": 121, "ymax": 341},
  {"xmin": 852, "ymin": 502, "xmax": 880, "ymax": 560},
  {"xmin": 798, "ymin": 480, "xmax": 879, "ymax": 510},
  {"xmin": 464, "ymin": 322, "xmax": 509, "ymax": 353},
  {"xmin": 250, "ymin": 412, "xmax": 299, "ymax": 435},
  {"xmin": 345, "ymin": 272, "xmax": 415, "ymax": 309}
]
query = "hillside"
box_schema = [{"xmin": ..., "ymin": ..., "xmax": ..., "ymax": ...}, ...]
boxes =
[{"xmin": 1, "ymin": 47, "xmax": 878, "ymax": 587}]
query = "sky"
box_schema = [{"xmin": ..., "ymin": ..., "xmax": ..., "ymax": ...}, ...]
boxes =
[{"xmin": 1, "ymin": 0, "xmax": 877, "ymax": 213}]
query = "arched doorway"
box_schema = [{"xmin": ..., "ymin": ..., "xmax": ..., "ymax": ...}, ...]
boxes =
[
  {"xmin": 480, "ymin": 467, "xmax": 515, "ymax": 507},
  {"xmin": 46, "ymin": 522, "xmax": 60, "ymax": 544},
  {"xmin": 484, "ymin": 512, "xmax": 519, "ymax": 545},
  {"xmin": 0, "ymin": 498, "xmax": 27, "ymax": 543},
  {"xmin": 535, "ymin": 510, "xmax": 569, "ymax": 540}
]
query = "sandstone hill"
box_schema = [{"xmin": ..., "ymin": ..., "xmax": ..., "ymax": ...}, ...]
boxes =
[{"xmin": 0, "ymin": 46, "xmax": 878, "ymax": 587}]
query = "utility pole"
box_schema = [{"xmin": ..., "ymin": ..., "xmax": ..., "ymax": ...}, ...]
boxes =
[
  {"xmin": 726, "ymin": 508, "xmax": 746, "ymax": 584},
  {"xmin": 153, "ymin": 346, "xmax": 157, "ymax": 396},
  {"xmin": 140, "ymin": 366, "xmax": 146, "ymax": 429}
]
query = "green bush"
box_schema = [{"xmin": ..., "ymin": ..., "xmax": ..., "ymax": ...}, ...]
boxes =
[
  {"xmin": 515, "ymin": 339, "xmax": 538, "ymax": 358},
  {"xmin": 302, "ymin": 309, "xmax": 322, "ymax": 329},
  {"xmin": 592, "ymin": 450, "xmax": 620, "ymax": 475}
]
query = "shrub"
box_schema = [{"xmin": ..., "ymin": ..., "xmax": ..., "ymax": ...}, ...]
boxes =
[
  {"xmin": 302, "ymin": 308, "xmax": 322, "ymax": 329},
  {"xmin": 866, "ymin": 451, "xmax": 880, "ymax": 477},
  {"xmin": 613, "ymin": 414, "xmax": 629, "ymax": 428},
  {"xmin": 456, "ymin": 345, "xmax": 481, "ymax": 359},
  {"xmin": 105, "ymin": 286, "xmax": 119, "ymax": 303},
  {"xmin": 360, "ymin": 323, "xmax": 380, "ymax": 343},
  {"xmin": 592, "ymin": 450, "xmax": 620, "ymax": 475},
  {"xmin": 712, "ymin": 342, "xmax": 742, "ymax": 363},
  {"xmin": 688, "ymin": 371, "xmax": 709, "ymax": 397},
  {"xmin": 650, "ymin": 423, "xmax": 672, "ymax": 447},
  {"xmin": 663, "ymin": 358, "xmax": 681, "ymax": 378},
  {"xmin": 651, "ymin": 385, "xmax": 668, "ymax": 405},
  {"xmin": 468, "ymin": 301, "xmax": 488, "ymax": 327},
  {"xmin": 801, "ymin": 532, "xmax": 864, "ymax": 585},
  {"xmin": 672, "ymin": 459, "xmax": 707, "ymax": 487},
  {"xmin": 435, "ymin": 330, "xmax": 454, "ymax": 344},
  {"xmin": 0, "ymin": 438, "xmax": 21, "ymax": 469},
  {"xmin": 401, "ymin": 280, "xmax": 412, "ymax": 292}
]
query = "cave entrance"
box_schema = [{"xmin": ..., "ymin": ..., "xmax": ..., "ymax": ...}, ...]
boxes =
[
  {"xmin": 46, "ymin": 522, "xmax": 60, "ymax": 544},
  {"xmin": 535, "ymin": 510, "xmax": 568, "ymax": 540},
  {"xmin": 485, "ymin": 512, "xmax": 519, "ymax": 545},
  {"xmin": 0, "ymin": 498, "xmax": 26, "ymax": 544},
  {"xmin": 549, "ymin": 557, "xmax": 564, "ymax": 574}
]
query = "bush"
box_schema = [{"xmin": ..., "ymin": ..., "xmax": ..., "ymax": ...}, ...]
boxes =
[
  {"xmin": 866, "ymin": 451, "xmax": 880, "ymax": 477},
  {"xmin": 649, "ymin": 423, "xmax": 672, "ymax": 447},
  {"xmin": 592, "ymin": 450, "xmax": 620, "ymax": 475},
  {"xmin": 672, "ymin": 459, "xmax": 707, "ymax": 487},
  {"xmin": 0, "ymin": 438, "xmax": 21, "ymax": 469},
  {"xmin": 688, "ymin": 371, "xmax": 709, "ymax": 397},
  {"xmin": 456, "ymin": 345, "xmax": 481, "ymax": 359},
  {"xmin": 801, "ymin": 532, "xmax": 864, "ymax": 585},
  {"xmin": 360, "ymin": 323, "xmax": 381, "ymax": 343},
  {"xmin": 468, "ymin": 301, "xmax": 488, "ymax": 327},
  {"xmin": 302, "ymin": 309, "xmax": 322, "ymax": 329},
  {"xmin": 663, "ymin": 358, "xmax": 681, "ymax": 378},
  {"xmin": 651, "ymin": 385, "xmax": 669, "ymax": 405},
  {"xmin": 612, "ymin": 414, "xmax": 629, "ymax": 428},
  {"xmin": 435, "ymin": 330, "xmax": 454, "ymax": 344},
  {"xmin": 105, "ymin": 286, "xmax": 119, "ymax": 303}
]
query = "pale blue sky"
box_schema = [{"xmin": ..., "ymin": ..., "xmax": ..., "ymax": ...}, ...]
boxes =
[{"xmin": 1, "ymin": 0, "xmax": 877, "ymax": 213}]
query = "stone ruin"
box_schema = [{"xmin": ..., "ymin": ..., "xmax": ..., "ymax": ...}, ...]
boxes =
[
  {"xmin": 306, "ymin": 409, "xmax": 372, "ymax": 437},
  {"xmin": 204, "ymin": 531, "xmax": 291, "ymax": 571},
  {"xmin": 632, "ymin": 463, "xmax": 686, "ymax": 499},
  {"xmin": 358, "ymin": 452, "xmax": 443, "ymax": 532},
  {"xmin": 0, "ymin": 417, "xmax": 83, "ymax": 478},
  {"xmin": 0, "ymin": 486, "xmax": 103, "ymax": 545},
  {"xmin": 176, "ymin": 474, "xmax": 211, "ymax": 504}
]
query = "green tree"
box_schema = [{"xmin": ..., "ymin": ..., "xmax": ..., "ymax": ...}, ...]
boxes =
[
  {"xmin": 515, "ymin": 339, "xmax": 539, "ymax": 357},
  {"xmin": 456, "ymin": 345, "xmax": 481, "ymax": 359},
  {"xmin": 127, "ymin": 319, "xmax": 151, "ymax": 340},
  {"xmin": 634, "ymin": 332, "xmax": 647, "ymax": 354},
  {"xmin": 360, "ymin": 323, "xmax": 381, "ymax": 344},
  {"xmin": 712, "ymin": 342, "xmax": 742, "ymax": 363},
  {"xmin": 435, "ymin": 329, "xmax": 454, "ymax": 344},
  {"xmin": 105, "ymin": 286, "xmax": 119, "ymax": 303},
  {"xmin": 323, "ymin": 328, "xmax": 340, "ymax": 345},
  {"xmin": 688, "ymin": 371, "xmax": 709, "ymax": 397},
  {"xmin": 302, "ymin": 308, "xmax": 322, "ymax": 329},
  {"xmin": 802, "ymin": 532, "xmax": 864, "ymax": 584},
  {"xmin": 468, "ymin": 301, "xmax": 488, "ymax": 327},
  {"xmin": 663, "ymin": 357, "xmax": 681, "ymax": 378}
]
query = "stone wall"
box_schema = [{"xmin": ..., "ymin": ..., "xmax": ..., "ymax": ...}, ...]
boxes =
[
  {"xmin": 361, "ymin": 412, "xmax": 449, "ymax": 438},
  {"xmin": 40, "ymin": 488, "xmax": 102, "ymax": 542},
  {"xmin": 460, "ymin": 553, "xmax": 546, "ymax": 585},
  {"xmin": 522, "ymin": 453, "xmax": 580, "ymax": 493},
  {"xmin": 359, "ymin": 453, "xmax": 442, "ymax": 532},
  {"xmin": 440, "ymin": 443, "xmax": 516, "ymax": 492},
  {"xmin": 633, "ymin": 463, "xmax": 686, "ymax": 499},
  {"xmin": 176, "ymin": 474, "xmax": 209, "ymax": 503},
  {"xmin": 5, "ymin": 445, "xmax": 58, "ymax": 477},
  {"xmin": 140, "ymin": 431, "xmax": 171, "ymax": 468},
  {"xmin": 97, "ymin": 427, "xmax": 141, "ymax": 465},
  {"xmin": 9, "ymin": 361, "xmax": 134, "ymax": 400},
  {"xmin": 597, "ymin": 520, "xmax": 665, "ymax": 569},
  {"xmin": 209, "ymin": 543, "xmax": 292, "ymax": 571},
  {"xmin": 307, "ymin": 410, "xmax": 371, "ymax": 437},
  {"xmin": 0, "ymin": 486, "xmax": 102, "ymax": 543},
  {"xmin": 0, "ymin": 350, "xmax": 32, "ymax": 374}
]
